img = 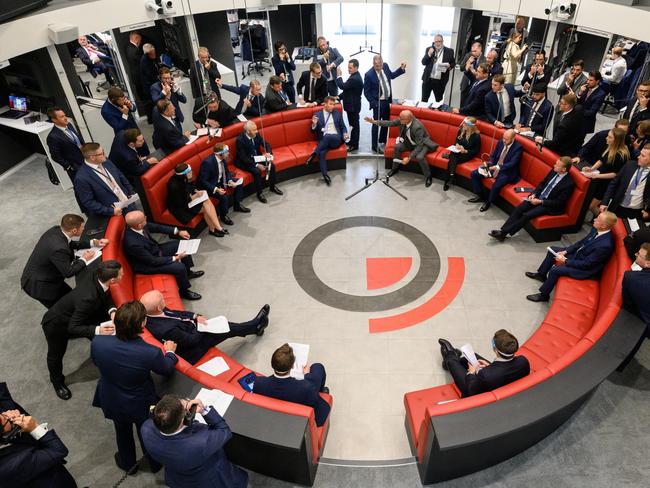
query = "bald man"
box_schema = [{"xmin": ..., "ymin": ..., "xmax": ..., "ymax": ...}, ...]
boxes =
[
  {"xmin": 364, "ymin": 110, "xmax": 438, "ymax": 187},
  {"xmin": 141, "ymin": 290, "xmax": 269, "ymax": 364},
  {"xmin": 122, "ymin": 211, "xmax": 203, "ymax": 301}
]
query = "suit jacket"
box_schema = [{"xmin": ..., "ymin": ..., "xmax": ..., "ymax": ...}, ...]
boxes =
[
  {"xmin": 191, "ymin": 97, "xmax": 238, "ymax": 128},
  {"xmin": 221, "ymin": 83, "xmax": 264, "ymax": 118},
  {"xmin": 489, "ymin": 139, "xmax": 524, "ymax": 181},
  {"xmin": 21, "ymin": 226, "xmax": 91, "ymax": 303},
  {"xmin": 123, "ymin": 222, "xmax": 177, "ymax": 272},
  {"xmin": 100, "ymin": 100, "xmax": 138, "ymax": 134},
  {"xmin": 459, "ymin": 78, "xmax": 491, "ymax": 117},
  {"xmin": 125, "ymin": 42, "xmax": 142, "ymax": 89},
  {"xmin": 74, "ymin": 160, "xmax": 135, "ymax": 217},
  {"xmin": 108, "ymin": 130, "xmax": 152, "ymax": 179},
  {"xmin": 46, "ymin": 125, "xmax": 85, "ymax": 173},
  {"xmin": 557, "ymin": 71, "xmax": 588, "ymax": 96},
  {"xmin": 141, "ymin": 408, "xmax": 247, "ymax": 488},
  {"xmin": 41, "ymin": 280, "xmax": 114, "ymax": 338},
  {"xmin": 167, "ymin": 176, "xmax": 200, "ymax": 224},
  {"xmin": 622, "ymin": 268, "xmax": 650, "ymax": 326},
  {"xmin": 378, "ymin": 118, "xmax": 438, "ymax": 161},
  {"xmin": 145, "ymin": 309, "xmax": 212, "ymax": 364},
  {"xmin": 532, "ymin": 170, "xmax": 575, "ymax": 214},
  {"xmin": 577, "ymin": 86, "xmax": 607, "ymax": 134},
  {"xmin": 488, "ymin": 61, "xmax": 504, "ymax": 77},
  {"xmin": 459, "ymin": 52, "xmax": 486, "ymax": 91},
  {"xmin": 544, "ymin": 107, "xmax": 584, "ymax": 156},
  {"xmin": 253, "ymin": 374, "xmax": 331, "ymax": 426},
  {"xmin": 578, "ymin": 129, "xmax": 609, "ymax": 164},
  {"xmin": 296, "ymin": 71, "xmax": 327, "ymax": 104},
  {"xmin": 312, "ymin": 45, "xmax": 344, "ymax": 82},
  {"xmin": 264, "ymin": 85, "xmax": 292, "ymax": 113},
  {"xmin": 152, "ymin": 115, "xmax": 188, "ymax": 155},
  {"xmin": 235, "ymin": 132, "xmax": 272, "ymax": 171},
  {"xmin": 150, "ymin": 82, "xmax": 187, "ymax": 123},
  {"xmin": 140, "ymin": 54, "xmax": 161, "ymax": 95},
  {"xmin": 421, "ymin": 45, "xmax": 456, "ymax": 84},
  {"xmin": 76, "ymin": 45, "xmax": 108, "ymax": 71},
  {"xmin": 271, "ymin": 53, "xmax": 296, "ymax": 85},
  {"xmin": 561, "ymin": 228, "xmax": 615, "ymax": 279},
  {"xmin": 602, "ymin": 161, "xmax": 650, "ymax": 213},
  {"xmin": 623, "ymin": 224, "xmax": 650, "ymax": 260},
  {"xmin": 91, "ymin": 335, "xmax": 177, "ymax": 422},
  {"xmin": 364, "ymin": 63, "xmax": 405, "ymax": 109},
  {"xmin": 312, "ymin": 108, "xmax": 347, "ymax": 141},
  {"xmin": 193, "ymin": 59, "xmax": 221, "ymax": 99},
  {"xmin": 519, "ymin": 97, "xmax": 553, "ymax": 136},
  {"xmin": 464, "ymin": 356, "xmax": 530, "ymax": 397},
  {"xmin": 336, "ymin": 72, "xmax": 363, "ymax": 113},
  {"xmin": 521, "ymin": 63, "xmax": 553, "ymax": 88},
  {"xmin": 198, "ymin": 154, "xmax": 235, "ymax": 195},
  {"xmin": 484, "ymin": 84, "xmax": 517, "ymax": 124},
  {"xmin": 622, "ymin": 99, "xmax": 650, "ymax": 135}
]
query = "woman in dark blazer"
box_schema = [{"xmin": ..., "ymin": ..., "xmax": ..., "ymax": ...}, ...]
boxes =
[
  {"xmin": 166, "ymin": 163, "xmax": 227, "ymax": 237},
  {"xmin": 91, "ymin": 301, "xmax": 178, "ymax": 474},
  {"xmin": 444, "ymin": 117, "xmax": 481, "ymax": 191}
]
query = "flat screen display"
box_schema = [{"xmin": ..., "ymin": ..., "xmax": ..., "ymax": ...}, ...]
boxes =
[{"xmin": 8, "ymin": 95, "xmax": 27, "ymax": 111}]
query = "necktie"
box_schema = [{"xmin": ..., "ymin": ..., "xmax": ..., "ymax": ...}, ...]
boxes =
[
  {"xmin": 622, "ymin": 167, "xmax": 646, "ymax": 207},
  {"xmin": 66, "ymin": 127, "xmax": 80, "ymax": 147},
  {"xmin": 497, "ymin": 144, "xmax": 509, "ymax": 165},
  {"xmin": 378, "ymin": 70, "xmax": 389, "ymax": 100},
  {"xmin": 528, "ymin": 101, "xmax": 539, "ymax": 127},
  {"xmin": 576, "ymin": 230, "xmax": 597, "ymax": 255},
  {"xmin": 220, "ymin": 159, "xmax": 227, "ymax": 187},
  {"xmin": 94, "ymin": 164, "xmax": 127, "ymax": 201},
  {"xmin": 310, "ymin": 78, "xmax": 316, "ymax": 102},
  {"xmin": 540, "ymin": 174, "xmax": 559, "ymax": 200},
  {"xmin": 250, "ymin": 137, "xmax": 257, "ymax": 156},
  {"xmin": 280, "ymin": 91, "xmax": 288, "ymax": 102},
  {"xmin": 497, "ymin": 91, "xmax": 505, "ymax": 121}
]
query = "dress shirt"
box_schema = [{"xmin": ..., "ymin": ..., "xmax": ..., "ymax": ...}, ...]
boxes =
[
  {"xmin": 30, "ymin": 423, "xmax": 49, "ymax": 440},
  {"xmin": 56, "ymin": 124, "xmax": 81, "ymax": 147},
  {"xmin": 84, "ymin": 161, "xmax": 128, "ymax": 202},
  {"xmin": 322, "ymin": 110, "xmax": 338, "ymax": 135},
  {"xmin": 431, "ymin": 48, "xmax": 444, "ymax": 80},
  {"xmin": 540, "ymin": 172, "xmax": 567, "ymax": 199},
  {"xmin": 377, "ymin": 69, "xmax": 390, "ymax": 100},
  {"xmin": 498, "ymin": 89, "xmax": 511, "ymax": 118},
  {"xmin": 623, "ymin": 167, "xmax": 650, "ymax": 209},
  {"xmin": 528, "ymin": 97, "xmax": 545, "ymax": 127},
  {"xmin": 404, "ymin": 122, "xmax": 415, "ymax": 145}
]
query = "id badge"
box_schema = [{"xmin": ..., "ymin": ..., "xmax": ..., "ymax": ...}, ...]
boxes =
[{"xmin": 396, "ymin": 137, "xmax": 404, "ymax": 144}]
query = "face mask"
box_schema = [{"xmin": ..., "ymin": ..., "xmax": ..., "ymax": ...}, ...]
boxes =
[{"xmin": 631, "ymin": 262, "xmax": 643, "ymax": 271}]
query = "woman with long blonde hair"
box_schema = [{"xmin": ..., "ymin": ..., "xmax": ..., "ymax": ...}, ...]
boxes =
[
  {"xmin": 444, "ymin": 117, "xmax": 481, "ymax": 191},
  {"xmin": 503, "ymin": 33, "xmax": 528, "ymax": 85}
]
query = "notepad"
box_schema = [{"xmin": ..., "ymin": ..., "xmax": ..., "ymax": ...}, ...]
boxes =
[
  {"xmin": 188, "ymin": 191, "xmax": 209, "ymax": 208},
  {"xmin": 185, "ymin": 135, "xmax": 199, "ymax": 145},
  {"xmin": 195, "ymin": 388, "xmax": 234, "ymax": 418},
  {"xmin": 446, "ymin": 145, "xmax": 461, "ymax": 153},
  {"xmin": 177, "ymin": 239, "xmax": 201, "ymax": 255},
  {"xmin": 197, "ymin": 316, "xmax": 230, "ymax": 334},
  {"xmin": 628, "ymin": 218, "xmax": 640, "ymax": 232},
  {"xmin": 99, "ymin": 320, "xmax": 116, "ymax": 335},
  {"xmin": 197, "ymin": 356, "xmax": 230, "ymax": 376},
  {"xmin": 114, "ymin": 194, "xmax": 139, "ymax": 210},
  {"xmin": 74, "ymin": 247, "xmax": 102, "ymax": 265},
  {"xmin": 459, "ymin": 343, "xmax": 479, "ymax": 367},
  {"xmin": 196, "ymin": 127, "xmax": 208, "ymax": 136},
  {"xmin": 288, "ymin": 342, "xmax": 310, "ymax": 380}
]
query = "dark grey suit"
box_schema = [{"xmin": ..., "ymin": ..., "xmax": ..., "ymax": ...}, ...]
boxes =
[{"xmin": 378, "ymin": 118, "xmax": 438, "ymax": 177}]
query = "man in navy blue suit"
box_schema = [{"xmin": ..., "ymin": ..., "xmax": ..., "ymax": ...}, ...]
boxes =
[
  {"xmin": 46, "ymin": 107, "xmax": 85, "ymax": 183},
  {"xmin": 336, "ymin": 59, "xmax": 364, "ymax": 152},
  {"xmin": 92, "ymin": 301, "xmax": 178, "ymax": 474},
  {"xmin": 364, "ymin": 55, "xmax": 406, "ymax": 152},
  {"xmin": 220, "ymin": 79, "xmax": 265, "ymax": 118},
  {"xmin": 272, "ymin": 41, "xmax": 296, "ymax": 102},
  {"xmin": 74, "ymin": 143, "xmax": 137, "ymax": 218},
  {"xmin": 313, "ymin": 36, "xmax": 344, "ymax": 96},
  {"xmin": 526, "ymin": 211, "xmax": 618, "ymax": 302},
  {"xmin": 577, "ymin": 71, "xmax": 607, "ymax": 136},
  {"xmin": 484, "ymin": 74, "xmax": 517, "ymax": 128},
  {"xmin": 306, "ymin": 96, "xmax": 348, "ymax": 186},
  {"xmin": 76, "ymin": 34, "xmax": 114, "ymax": 86},
  {"xmin": 452, "ymin": 63, "xmax": 491, "ymax": 118},
  {"xmin": 141, "ymin": 290, "xmax": 269, "ymax": 364},
  {"xmin": 253, "ymin": 343, "xmax": 330, "ymax": 427},
  {"xmin": 516, "ymin": 84, "xmax": 553, "ymax": 137},
  {"xmin": 101, "ymin": 87, "xmax": 142, "ymax": 136},
  {"xmin": 599, "ymin": 146, "xmax": 650, "ymax": 220},
  {"xmin": 469, "ymin": 129, "xmax": 523, "ymax": 212},
  {"xmin": 623, "ymin": 242, "xmax": 650, "ymax": 331},
  {"xmin": 0, "ymin": 382, "xmax": 77, "ymax": 487},
  {"xmin": 142, "ymin": 395, "xmax": 248, "ymax": 488},
  {"xmin": 198, "ymin": 143, "xmax": 249, "ymax": 226},
  {"xmin": 123, "ymin": 211, "xmax": 203, "ymax": 301},
  {"xmin": 108, "ymin": 128, "xmax": 158, "ymax": 184},
  {"xmin": 150, "ymin": 67, "xmax": 187, "ymax": 124},
  {"xmin": 152, "ymin": 99, "xmax": 190, "ymax": 155}
]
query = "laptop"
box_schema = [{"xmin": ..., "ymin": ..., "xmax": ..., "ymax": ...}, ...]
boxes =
[{"xmin": 0, "ymin": 95, "xmax": 29, "ymax": 119}]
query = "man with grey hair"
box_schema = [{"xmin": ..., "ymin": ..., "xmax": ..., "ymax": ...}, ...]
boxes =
[
  {"xmin": 459, "ymin": 42, "xmax": 485, "ymax": 107},
  {"xmin": 421, "ymin": 34, "xmax": 455, "ymax": 103},
  {"xmin": 140, "ymin": 43, "xmax": 160, "ymax": 122},
  {"xmin": 364, "ymin": 110, "xmax": 439, "ymax": 187},
  {"xmin": 220, "ymin": 78, "xmax": 265, "ymax": 118},
  {"xmin": 194, "ymin": 46, "xmax": 221, "ymax": 98}
]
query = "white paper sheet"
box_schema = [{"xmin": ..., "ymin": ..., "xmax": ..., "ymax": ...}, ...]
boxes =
[
  {"xmin": 114, "ymin": 193, "xmax": 140, "ymax": 210},
  {"xmin": 402, "ymin": 99, "xmax": 417, "ymax": 107},
  {"xmin": 253, "ymin": 155, "xmax": 267, "ymax": 163},
  {"xmin": 195, "ymin": 388, "xmax": 235, "ymax": 417},
  {"xmin": 177, "ymin": 239, "xmax": 201, "ymax": 255},
  {"xmin": 429, "ymin": 100, "xmax": 444, "ymax": 109},
  {"xmin": 546, "ymin": 246, "xmax": 561, "ymax": 258},
  {"xmin": 197, "ymin": 356, "xmax": 230, "ymax": 376},
  {"xmin": 460, "ymin": 343, "xmax": 478, "ymax": 366},
  {"xmin": 628, "ymin": 218, "xmax": 640, "ymax": 232},
  {"xmin": 416, "ymin": 101, "xmax": 431, "ymax": 108},
  {"xmin": 74, "ymin": 247, "xmax": 102, "ymax": 265},
  {"xmin": 228, "ymin": 177, "xmax": 244, "ymax": 187},
  {"xmin": 478, "ymin": 166, "xmax": 492, "ymax": 178},
  {"xmin": 188, "ymin": 191, "xmax": 209, "ymax": 208},
  {"xmin": 516, "ymin": 130, "xmax": 535, "ymax": 138},
  {"xmin": 197, "ymin": 316, "xmax": 230, "ymax": 334},
  {"xmin": 446, "ymin": 145, "xmax": 461, "ymax": 153},
  {"xmin": 185, "ymin": 135, "xmax": 199, "ymax": 145},
  {"xmin": 196, "ymin": 127, "xmax": 208, "ymax": 136},
  {"xmin": 99, "ymin": 319, "xmax": 116, "ymax": 335},
  {"xmin": 237, "ymin": 114, "xmax": 247, "ymax": 122},
  {"xmin": 288, "ymin": 342, "xmax": 310, "ymax": 380},
  {"xmin": 210, "ymin": 128, "xmax": 223, "ymax": 138}
]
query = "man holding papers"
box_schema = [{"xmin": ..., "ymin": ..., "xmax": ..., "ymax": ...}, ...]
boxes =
[
  {"xmin": 437, "ymin": 330, "xmax": 529, "ymax": 397},
  {"xmin": 123, "ymin": 211, "xmax": 204, "ymax": 301},
  {"xmin": 525, "ymin": 211, "xmax": 618, "ymax": 302},
  {"xmin": 140, "ymin": 290, "xmax": 269, "ymax": 364}
]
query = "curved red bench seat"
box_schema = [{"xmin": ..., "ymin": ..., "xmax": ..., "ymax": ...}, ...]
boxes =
[
  {"xmin": 140, "ymin": 106, "xmax": 348, "ymax": 230},
  {"xmin": 384, "ymin": 105, "xmax": 592, "ymax": 242}
]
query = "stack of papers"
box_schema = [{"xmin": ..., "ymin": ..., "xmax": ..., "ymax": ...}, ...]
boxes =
[
  {"xmin": 628, "ymin": 219, "xmax": 640, "ymax": 232},
  {"xmin": 197, "ymin": 316, "xmax": 230, "ymax": 334},
  {"xmin": 177, "ymin": 239, "xmax": 201, "ymax": 255},
  {"xmin": 74, "ymin": 247, "xmax": 103, "ymax": 265},
  {"xmin": 460, "ymin": 343, "xmax": 478, "ymax": 366},
  {"xmin": 237, "ymin": 114, "xmax": 247, "ymax": 122},
  {"xmin": 115, "ymin": 194, "xmax": 139, "ymax": 210},
  {"xmin": 228, "ymin": 177, "xmax": 244, "ymax": 187},
  {"xmin": 446, "ymin": 145, "xmax": 461, "ymax": 153},
  {"xmin": 195, "ymin": 388, "xmax": 235, "ymax": 417},
  {"xmin": 197, "ymin": 356, "xmax": 230, "ymax": 376},
  {"xmin": 288, "ymin": 342, "xmax": 310, "ymax": 379},
  {"xmin": 188, "ymin": 191, "xmax": 209, "ymax": 208}
]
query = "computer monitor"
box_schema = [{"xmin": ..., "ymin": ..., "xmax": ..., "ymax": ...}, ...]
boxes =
[{"xmin": 8, "ymin": 95, "xmax": 28, "ymax": 112}]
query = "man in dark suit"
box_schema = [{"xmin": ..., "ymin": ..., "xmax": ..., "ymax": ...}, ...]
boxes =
[
  {"xmin": 622, "ymin": 242, "xmax": 650, "ymax": 329},
  {"xmin": 526, "ymin": 211, "xmax": 618, "ymax": 302},
  {"xmin": 191, "ymin": 95, "xmax": 238, "ymax": 129},
  {"xmin": 46, "ymin": 107, "xmax": 85, "ymax": 184},
  {"xmin": 421, "ymin": 34, "xmax": 456, "ymax": 103},
  {"xmin": 557, "ymin": 60, "xmax": 588, "ymax": 98},
  {"xmin": 198, "ymin": 143, "xmax": 249, "ymax": 225},
  {"xmin": 600, "ymin": 146, "xmax": 650, "ymax": 220},
  {"xmin": 624, "ymin": 224, "xmax": 650, "ymax": 260},
  {"xmin": 264, "ymin": 75, "xmax": 294, "ymax": 113},
  {"xmin": 41, "ymin": 260, "xmax": 122, "ymax": 400},
  {"xmin": 296, "ymin": 62, "xmax": 327, "ymax": 105},
  {"xmin": 574, "ymin": 120, "xmax": 631, "ymax": 165},
  {"xmin": 307, "ymin": 96, "xmax": 348, "ymax": 185},
  {"xmin": 484, "ymin": 74, "xmax": 517, "ymax": 127},
  {"xmin": 365, "ymin": 110, "xmax": 438, "ymax": 187},
  {"xmin": 92, "ymin": 301, "xmax": 178, "ymax": 474},
  {"xmin": 536, "ymin": 94, "xmax": 584, "ymax": 156},
  {"xmin": 253, "ymin": 343, "xmax": 330, "ymax": 427},
  {"xmin": 142, "ymin": 395, "xmax": 248, "ymax": 488},
  {"xmin": 235, "ymin": 121, "xmax": 283, "ymax": 203},
  {"xmin": 150, "ymin": 67, "xmax": 188, "ymax": 124},
  {"xmin": 271, "ymin": 41, "xmax": 296, "ymax": 102},
  {"xmin": 123, "ymin": 211, "xmax": 203, "ymax": 301},
  {"xmin": 452, "ymin": 63, "xmax": 491, "ymax": 118},
  {"xmin": 74, "ymin": 142, "xmax": 136, "ymax": 218},
  {"xmin": 458, "ymin": 42, "xmax": 485, "ymax": 107},
  {"xmin": 21, "ymin": 214, "xmax": 108, "ymax": 308},
  {"xmin": 313, "ymin": 36, "xmax": 344, "ymax": 96},
  {"xmin": 516, "ymin": 84, "xmax": 553, "ymax": 137},
  {"xmin": 220, "ymin": 79, "xmax": 265, "ymax": 118},
  {"xmin": 469, "ymin": 129, "xmax": 523, "ymax": 212},
  {"xmin": 108, "ymin": 128, "xmax": 158, "ymax": 184},
  {"xmin": 485, "ymin": 49, "xmax": 503, "ymax": 77},
  {"xmin": 0, "ymin": 383, "xmax": 77, "ymax": 487},
  {"xmin": 336, "ymin": 59, "xmax": 364, "ymax": 152},
  {"xmin": 577, "ymin": 71, "xmax": 607, "ymax": 136},
  {"xmin": 621, "ymin": 81, "xmax": 650, "ymax": 136},
  {"xmin": 437, "ymin": 330, "xmax": 530, "ymax": 398},
  {"xmin": 101, "ymin": 86, "xmax": 141, "ymax": 137},
  {"xmin": 76, "ymin": 35, "xmax": 114, "ymax": 86},
  {"xmin": 124, "ymin": 32, "xmax": 143, "ymax": 103},
  {"xmin": 139, "ymin": 44, "xmax": 161, "ymax": 123},
  {"xmin": 521, "ymin": 50, "xmax": 552, "ymax": 93},
  {"xmin": 364, "ymin": 55, "xmax": 406, "ymax": 152},
  {"xmin": 490, "ymin": 157, "xmax": 575, "ymax": 241},
  {"xmin": 194, "ymin": 47, "xmax": 221, "ymax": 99},
  {"xmin": 141, "ymin": 290, "xmax": 269, "ymax": 364},
  {"xmin": 152, "ymin": 99, "xmax": 190, "ymax": 155}
]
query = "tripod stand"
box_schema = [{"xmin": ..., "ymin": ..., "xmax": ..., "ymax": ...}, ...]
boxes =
[{"xmin": 345, "ymin": 155, "xmax": 407, "ymax": 201}]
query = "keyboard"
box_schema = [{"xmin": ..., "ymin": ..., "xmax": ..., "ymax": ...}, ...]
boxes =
[{"xmin": 0, "ymin": 109, "xmax": 28, "ymax": 119}]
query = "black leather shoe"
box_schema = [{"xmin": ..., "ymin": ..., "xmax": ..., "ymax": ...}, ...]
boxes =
[
  {"xmin": 443, "ymin": 181, "xmax": 450, "ymax": 191},
  {"xmin": 305, "ymin": 153, "xmax": 316, "ymax": 165},
  {"xmin": 489, "ymin": 230, "xmax": 506, "ymax": 242},
  {"xmin": 256, "ymin": 316, "xmax": 269, "ymax": 336},
  {"xmin": 525, "ymin": 272, "xmax": 546, "ymax": 282},
  {"xmin": 270, "ymin": 186, "xmax": 283, "ymax": 195},
  {"xmin": 425, "ymin": 176, "xmax": 433, "ymax": 187},
  {"xmin": 372, "ymin": 146, "xmax": 380, "ymax": 153},
  {"xmin": 257, "ymin": 193, "xmax": 267, "ymax": 204},
  {"xmin": 188, "ymin": 270, "xmax": 205, "ymax": 280},
  {"xmin": 255, "ymin": 303, "xmax": 271, "ymax": 322},
  {"xmin": 467, "ymin": 196, "xmax": 483, "ymax": 203},
  {"xmin": 114, "ymin": 452, "xmax": 138, "ymax": 475},
  {"xmin": 221, "ymin": 228, "xmax": 229, "ymax": 235},
  {"xmin": 181, "ymin": 290, "xmax": 202, "ymax": 300},
  {"xmin": 438, "ymin": 338, "xmax": 455, "ymax": 357},
  {"xmin": 479, "ymin": 202, "xmax": 491, "ymax": 212},
  {"xmin": 234, "ymin": 203, "xmax": 250, "ymax": 213},
  {"xmin": 209, "ymin": 229, "xmax": 225, "ymax": 237},
  {"xmin": 323, "ymin": 175, "xmax": 331, "ymax": 186},
  {"xmin": 526, "ymin": 293, "xmax": 549, "ymax": 303},
  {"xmin": 53, "ymin": 383, "xmax": 72, "ymax": 400},
  {"xmin": 441, "ymin": 359, "xmax": 449, "ymax": 371},
  {"xmin": 387, "ymin": 168, "xmax": 398, "ymax": 177},
  {"xmin": 222, "ymin": 215, "xmax": 234, "ymax": 226}
]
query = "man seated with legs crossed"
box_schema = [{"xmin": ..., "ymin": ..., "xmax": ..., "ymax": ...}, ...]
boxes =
[
  {"xmin": 438, "ymin": 330, "xmax": 530, "ymax": 397},
  {"xmin": 525, "ymin": 211, "xmax": 618, "ymax": 302},
  {"xmin": 306, "ymin": 96, "xmax": 348, "ymax": 186},
  {"xmin": 490, "ymin": 156, "xmax": 575, "ymax": 241},
  {"xmin": 140, "ymin": 290, "xmax": 269, "ymax": 365}
]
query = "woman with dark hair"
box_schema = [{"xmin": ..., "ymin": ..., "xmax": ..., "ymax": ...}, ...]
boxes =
[
  {"xmin": 631, "ymin": 119, "xmax": 650, "ymax": 159},
  {"xmin": 91, "ymin": 301, "xmax": 178, "ymax": 475},
  {"xmin": 167, "ymin": 163, "xmax": 227, "ymax": 237},
  {"xmin": 271, "ymin": 41, "xmax": 296, "ymax": 103},
  {"xmin": 443, "ymin": 117, "xmax": 481, "ymax": 191}
]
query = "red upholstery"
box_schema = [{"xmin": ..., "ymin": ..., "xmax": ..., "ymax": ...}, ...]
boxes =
[{"xmin": 404, "ymin": 221, "xmax": 632, "ymax": 461}]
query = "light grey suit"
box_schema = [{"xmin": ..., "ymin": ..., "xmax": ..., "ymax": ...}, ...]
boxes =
[{"xmin": 378, "ymin": 117, "xmax": 439, "ymax": 177}]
